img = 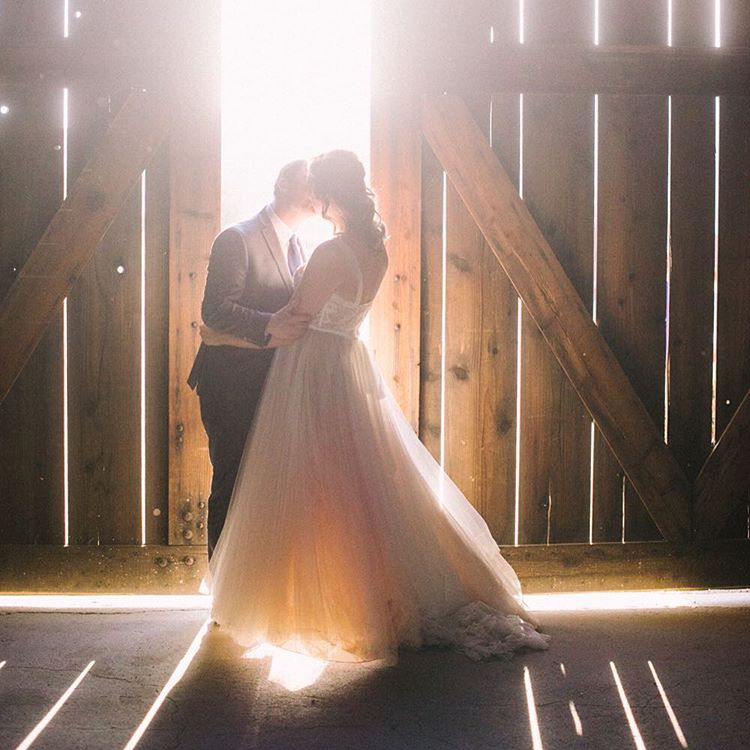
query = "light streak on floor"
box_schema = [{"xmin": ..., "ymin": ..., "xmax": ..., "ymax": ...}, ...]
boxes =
[
  {"xmin": 648, "ymin": 660, "xmax": 689, "ymax": 748},
  {"xmin": 122, "ymin": 618, "xmax": 210, "ymax": 750},
  {"xmin": 610, "ymin": 661, "xmax": 648, "ymax": 750},
  {"xmin": 523, "ymin": 666, "xmax": 544, "ymax": 750},
  {"xmin": 14, "ymin": 660, "xmax": 94, "ymax": 750},
  {"xmin": 568, "ymin": 700, "xmax": 583, "ymax": 736}
]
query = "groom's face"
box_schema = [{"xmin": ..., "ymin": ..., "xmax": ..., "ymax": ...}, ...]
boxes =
[{"xmin": 285, "ymin": 166, "xmax": 315, "ymax": 216}]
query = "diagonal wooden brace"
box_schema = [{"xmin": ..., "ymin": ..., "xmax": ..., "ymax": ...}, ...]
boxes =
[
  {"xmin": 695, "ymin": 387, "xmax": 750, "ymax": 540},
  {"xmin": 0, "ymin": 88, "xmax": 171, "ymax": 405},
  {"xmin": 422, "ymin": 93, "xmax": 692, "ymax": 541}
]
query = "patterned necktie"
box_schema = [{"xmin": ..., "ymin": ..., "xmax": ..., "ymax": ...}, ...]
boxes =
[{"xmin": 287, "ymin": 234, "xmax": 303, "ymax": 277}]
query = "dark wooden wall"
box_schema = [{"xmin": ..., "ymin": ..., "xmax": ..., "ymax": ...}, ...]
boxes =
[
  {"xmin": 0, "ymin": 0, "xmax": 218, "ymax": 548},
  {"xmin": 371, "ymin": 0, "xmax": 750, "ymax": 547}
]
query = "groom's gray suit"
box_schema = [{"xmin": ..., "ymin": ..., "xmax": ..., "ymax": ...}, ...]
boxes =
[{"xmin": 188, "ymin": 207, "xmax": 300, "ymax": 559}]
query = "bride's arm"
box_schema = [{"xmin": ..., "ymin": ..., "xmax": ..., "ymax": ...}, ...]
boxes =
[{"xmin": 199, "ymin": 324, "xmax": 261, "ymax": 348}]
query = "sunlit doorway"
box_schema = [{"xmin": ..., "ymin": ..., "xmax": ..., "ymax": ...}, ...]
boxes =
[{"xmin": 221, "ymin": 0, "xmax": 372, "ymax": 252}]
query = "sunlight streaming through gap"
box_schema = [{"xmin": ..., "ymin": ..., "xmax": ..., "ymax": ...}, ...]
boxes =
[
  {"xmin": 123, "ymin": 619, "xmax": 210, "ymax": 750},
  {"xmin": 589, "ymin": 420, "xmax": 595, "ymax": 543},
  {"xmin": 664, "ymin": 95, "xmax": 673, "ymax": 443},
  {"xmin": 610, "ymin": 662, "xmax": 647, "ymax": 750},
  {"xmin": 140, "ymin": 172, "xmax": 147, "ymax": 546},
  {"xmin": 15, "ymin": 661, "xmax": 95, "ymax": 750},
  {"xmin": 648, "ymin": 660, "xmax": 689, "ymax": 748},
  {"xmin": 523, "ymin": 666, "xmax": 544, "ymax": 750},
  {"xmin": 592, "ymin": 94, "xmax": 599, "ymax": 324},
  {"xmin": 667, "ymin": 0, "xmax": 673, "ymax": 46},
  {"xmin": 63, "ymin": 0, "xmax": 69, "ymax": 38},
  {"xmin": 711, "ymin": 95, "xmax": 720, "ymax": 445},
  {"xmin": 439, "ymin": 171, "xmax": 448, "ymax": 482},
  {"xmin": 62, "ymin": 85, "xmax": 70, "ymax": 547},
  {"xmin": 514, "ymin": 297, "xmax": 522, "ymax": 546}
]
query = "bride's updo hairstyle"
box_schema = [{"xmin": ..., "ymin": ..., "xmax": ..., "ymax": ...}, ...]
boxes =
[{"xmin": 308, "ymin": 150, "xmax": 386, "ymax": 248}]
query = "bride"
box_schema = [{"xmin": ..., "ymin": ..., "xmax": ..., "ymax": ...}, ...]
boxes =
[{"xmin": 201, "ymin": 150, "xmax": 549, "ymax": 665}]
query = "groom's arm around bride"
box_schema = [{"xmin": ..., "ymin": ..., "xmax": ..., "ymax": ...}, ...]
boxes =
[{"xmin": 187, "ymin": 159, "xmax": 316, "ymax": 559}]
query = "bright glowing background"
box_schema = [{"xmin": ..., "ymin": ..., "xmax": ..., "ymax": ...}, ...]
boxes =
[{"xmin": 221, "ymin": 0, "xmax": 372, "ymax": 251}]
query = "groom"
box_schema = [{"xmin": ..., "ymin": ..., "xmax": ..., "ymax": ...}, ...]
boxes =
[{"xmin": 188, "ymin": 160, "xmax": 315, "ymax": 559}]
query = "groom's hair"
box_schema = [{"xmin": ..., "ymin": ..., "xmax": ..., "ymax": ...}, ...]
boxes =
[{"xmin": 273, "ymin": 159, "xmax": 308, "ymax": 200}]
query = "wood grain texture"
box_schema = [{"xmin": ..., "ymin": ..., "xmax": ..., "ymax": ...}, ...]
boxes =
[
  {"xmin": 695, "ymin": 387, "xmax": 750, "ymax": 540},
  {"xmin": 2, "ymin": 540, "xmax": 749, "ymax": 594},
  {"xmin": 68, "ymin": 184, "xmax": 142, "ymax": 545},
  {"xmin": 145, "ymin": 147, "xmax": 170, "ymax": 545},
  {"xmin": 668, "ymin": 3, "xmax": 716, "ymax": 483},
  {"xmin": 485, "ymin": 85, "xmax": 520, "ymax": 546},
  {"xmin": 167, "ymin": 4, "xmax": 221, "ymax": 545},
  {"xmin": 369, "ymin": 96, "xmax": 422, "ymax": 430},
  {"xmin": 0, "ymin": 89, "xmax": 171, "ymax": 405},
  {"xmin": 443, "ymin": 96, "xmax": 490, "ymax": 510},
  {"xmin": 0, "ymin": 74, "xmax": 64, "ymax": 544},
  {"xmin": 418, "ymin": 142, "xmax": 443, "ymax": 461},
  {"xmin": 519, "ymin": 0, "xmax": 594, "ymax": 544},
  {"xmin": 422, "ymin": 93, "xmax": 692, "ymax": 541},
  {"xmin": 597, "ymin": 0, "xmax": 669, "ymax": 541}
]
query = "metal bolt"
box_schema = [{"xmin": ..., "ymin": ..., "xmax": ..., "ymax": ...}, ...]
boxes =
[
  {"xmin": 183, "ymin": 556, "xmax": 195, "ymax": 566},
  {"xmin": 183, "ymin": 529, "xmax": 193, "ymax": 540},
  {"xmin": 183, "ymin": 511, "xmax": 194, "ymax": 522},
  {"xmin": 155, "ymin": 556, "xmax": 168, "ymax": 568}
]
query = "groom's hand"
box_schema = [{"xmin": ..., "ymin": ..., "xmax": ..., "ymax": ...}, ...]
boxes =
[{"xmin": 265, "ymin": 301, "xmax": 311, "ymax": 344}]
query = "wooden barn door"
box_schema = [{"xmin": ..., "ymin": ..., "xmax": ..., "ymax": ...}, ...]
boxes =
[
  {"xmin": 0, "ymin": 0, "xmax": 218, "ymax": 589},
  {"xmin": 371, "ymin": 0, "xmax": 750, "ymax": 591}
]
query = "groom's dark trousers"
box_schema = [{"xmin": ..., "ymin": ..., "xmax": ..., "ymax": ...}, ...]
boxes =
[{"xmin": 187, "ymin": 208, "xmax": 297, "ymax": 560}]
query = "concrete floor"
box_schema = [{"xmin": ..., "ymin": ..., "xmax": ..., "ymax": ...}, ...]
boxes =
[{"xmin": 0, "ymin": 605, "xmax": 748, "ymax": 749}]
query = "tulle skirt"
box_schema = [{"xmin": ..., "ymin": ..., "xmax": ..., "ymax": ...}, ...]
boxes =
[{"xmin": 206, "ymin": 330, "xmax": 549, "ymax": 664}]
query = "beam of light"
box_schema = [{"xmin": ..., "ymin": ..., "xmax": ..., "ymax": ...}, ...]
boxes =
[
  {"xmin": 221, "ymin": 0, "xmax": 370, "ymax": 251},
  {"xmin": 140, "ymin": 171, "xmax": 147, "ymax": 546},
  {"xmin": 523, "ymin": 666, "xmax": 544, "ymax": 750},
  {"xmin": 63, "ymin": 0, "xmax": 69, "ymax": 38},
  {"xmin": 610, "ymin": 661, "xmax": 647, "ymax": 750},
  {"xmin": 439, "ymin": 170, "xmax": 448, "ymax": 485},
  {"xmin": 667, "ymin": 0, "xmax": 673, "ymax": 46},
  {"xmin": 714, "ymin": 0, "xmax": 721, "ymax": 48},
  {"xmin": 569, "ymin": 700, "xmax": 584, "ymax": 736},
  {"xmin": 0, "ymin": 594, "xmax": 211, "ymax": 610},
  {"xmin": 523, "ymin": 588, "xmax": 750, "ymax": 612},
  {"xmin": 665, "ymin": 94, "xmax": 673, "ymax": 443},
  {"xmin": 62, "ymin": 86, "xmax": 70, "ymax": 547},
  {"xmin": 0, "ymin": 660, "xmax": 6, "ymax": 670},
  {"xmin": 648, "ymin": 660, "xmax": 689, "ymax": 748},
  {"xmin": 710, "ymin": 96, "xmax": 720, "ymax": 445},
  {"xmin": 559, "ymin": 662, "xmax": 566, "ymax": 676},
  {"xmin": 15, "ymin": 660, "xmax": 94, "ymax": 750},
  {"xmin": 244, "ymin": 643, "xmax": 328, "ymax": 691},
  {"xmin": 592, "ymin": 93, "xmax": 599, "ymax": 324},
  {"xmin": 122, "ymin": 619, "xmax": 210, "ymax": 750},
  {"xmin": 518, "ymin": 0, "xmax": 525, "ymax": 44},
  {"xmin": 514, "ymin": 297, "xmax": 522, "ymax": 546},
  {"xmin": 588, "ymin": 420, "xmax": 595, "ymax": 543}
]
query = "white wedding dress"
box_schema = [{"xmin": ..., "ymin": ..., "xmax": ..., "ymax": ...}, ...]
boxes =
[{"xmin": 207, "ymin": 240, "xmax": 550, "ymax": 665}]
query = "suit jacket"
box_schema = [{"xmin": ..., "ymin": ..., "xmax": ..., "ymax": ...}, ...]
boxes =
[{"xmin": 187, "ymin": 207, "xmax": 302, "ymax": 394}]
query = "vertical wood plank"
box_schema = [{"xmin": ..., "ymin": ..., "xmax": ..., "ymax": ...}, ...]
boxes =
[
  {"xmin": 521, "ymin": 0, "xmax": 594, "ymax": 544},
  {"xmin": 716, "ymin": 0, "xmax": 750, "ymax": 539},
  {"xmin": 145, "ymin": 146, "xmax": 170, "ymax": 545},
  {"xmin": 0, "ymin": 13, "xmax": 64, "ymax": 544},
  {"xmin": 168, "ymin": 1, "xmax": 221, "ymax": 545},
  {"xmin": 488, "ymin": 86, "xmax": 521, "ymax": 545},
  {"xmin": 68, "ymin": 184, "xmax": 142, "ymax": 545},
  {"xmin": 418, "ymin": 141, "xmax": 443, "ymax": 461},
  {"xmin": 481, "ymin": 0, "xmax": 522, "ymax": 545},
  {"xmin": 370, "ymin": 96, "xmax": 422, "ymax": 430},
  {"xmin": 669, "ymin": 2, "xmax": 715, "ymax": 484},
  {"xmin": 598, "ymin": 0, "xmax": 668, "ymax": 541}
]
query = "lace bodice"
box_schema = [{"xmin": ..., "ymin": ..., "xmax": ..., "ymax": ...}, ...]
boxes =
[
  {"xmin": 302, "ymin": 237, "xmax": 372, "ymax": 339},
  {"xmin": 309, "ymin": 294, "xmax": 372, "ymax": 339}
]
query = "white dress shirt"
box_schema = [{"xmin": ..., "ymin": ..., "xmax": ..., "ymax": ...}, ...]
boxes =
[{"xmin": 267, "ymin": 204, "xmax": 294, "ymax": 266}]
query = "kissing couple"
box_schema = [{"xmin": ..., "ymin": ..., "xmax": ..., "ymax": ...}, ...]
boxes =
[{"xmin": 189, "ymin": 150, "xmax": 550, "ymax": 665}]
